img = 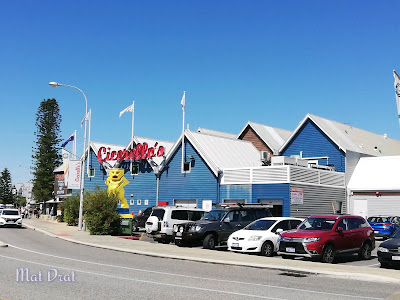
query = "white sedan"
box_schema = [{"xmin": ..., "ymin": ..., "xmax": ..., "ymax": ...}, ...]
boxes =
[{"xmin": 227, "ymin": 217, "xmax": 303, "ymax": 256}]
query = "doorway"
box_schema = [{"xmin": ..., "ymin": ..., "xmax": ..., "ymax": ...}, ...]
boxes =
[{"xmin": 258, "ymin": 199, "xmax": 282, "ymax": 217}]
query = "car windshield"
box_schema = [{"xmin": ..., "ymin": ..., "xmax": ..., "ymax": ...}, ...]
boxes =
[
  {"xmin": 392, "ymin": 228, "xmax": 400, "ymax": 238},
  {"xmin": 244, "ymin": 219, "xmax": 276, "ymax": 230},
  {"xmin": 367, "ymin": 217, "xmax": 390, "ymax": 223},
  {"xmin": 201, "ymin": 210, "xmax": 226, "ymax": 221},
  {"xmin": 2, "ymin": 210, "xmax": 19, "ymax": 216},
  {"xmin": 298, "ymin": 217, "xmax": 336, "ymax": 231}
]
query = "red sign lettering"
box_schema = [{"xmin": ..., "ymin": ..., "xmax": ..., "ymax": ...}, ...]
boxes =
[{"xmin": 97, "ymin": 143, "xmax": 165, "ymax": 163}]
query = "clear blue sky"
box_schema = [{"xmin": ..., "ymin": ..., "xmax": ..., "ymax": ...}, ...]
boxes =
[{"xmin": 1, "ymin": 1, "xmax": 399, "ymax": 184}]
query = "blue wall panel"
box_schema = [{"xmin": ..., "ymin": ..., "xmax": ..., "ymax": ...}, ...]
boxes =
[
  {"xmin": 159, "ymin": 139, "xmax": 218, "ymax": 208},
  {"xmin": 252, "ymin": 184, "xmax": 290, "ymax": 217},
  {"xmin": 281, "ymin": 120, "xmax": 346, "ymax": 172},
  {"xmin": 84, "ymin": 149, "xmax": 157, "ymax": 215}
]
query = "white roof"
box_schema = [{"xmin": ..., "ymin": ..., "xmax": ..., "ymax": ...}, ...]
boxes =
[
  {"xmin": 238, "ymin": 121, "xmax": 292, "ymax": 155},
  {"xmin": 196, "ymin": 128, "xmax": 237, "ymax": 139},
  {"xmin": 347, "ymin": 156, "xmax": 400, "ymax": 191},
  {"xmin": 164, "ymin": 130, "xmax": 262, "ymax": 176},
  {"xmin": 280, "ymin": 114, "xmax": 400, "ymax": 156}
]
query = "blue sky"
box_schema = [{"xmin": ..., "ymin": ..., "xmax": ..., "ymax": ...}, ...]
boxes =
[{"xmin": 1, "ymin": 1, "xmax": 399, "ymax": 184}]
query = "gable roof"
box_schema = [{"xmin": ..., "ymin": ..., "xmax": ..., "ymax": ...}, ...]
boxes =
[
  {"xmin": 237, "ymin": 121, "xmax": 292, "ymax": 155},
  {"xmin": 348, "ymin": 156, "xmax": 400, "ymax": 191},
  {"xmin": 163, "ymin": 130, "xmax": 262, "ymax": 176},
  {"xmin": 279, "ymin": 113, "xmax": 400, "ymax": 156}
]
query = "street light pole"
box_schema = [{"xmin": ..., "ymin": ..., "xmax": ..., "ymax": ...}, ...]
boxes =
[{"xmin": 49, "ymin": 82, "xmax": 89, "ymax": 230}]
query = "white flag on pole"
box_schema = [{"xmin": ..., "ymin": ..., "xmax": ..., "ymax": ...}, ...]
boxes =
[
  {"xmin": 119, "ymin": 103, "xmax": 134, "ymax": 117},
  {"xmin": 80, "ymin": 110, "xmax": 90, "ymax": 127},
  {"xmin": 181, "ymin": 91, "xmax": 185, "ymax": 111},
  {"xmin": 394, "ymin": 70, "xmax": 400, "ymax": 124}
]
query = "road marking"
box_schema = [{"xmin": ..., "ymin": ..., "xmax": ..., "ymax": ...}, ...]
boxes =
[
  {"xmin": 5, "ymin": 244, "xmax": 383, "ymax": 300},
  {"xmin": 0, "ymin": 254, "xmax": 284, "ymax": 300}
]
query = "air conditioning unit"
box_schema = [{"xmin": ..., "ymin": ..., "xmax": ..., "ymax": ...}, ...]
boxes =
[{"xmin": 260, "ymin": 151, "xmax": 271, "ymax": 163}]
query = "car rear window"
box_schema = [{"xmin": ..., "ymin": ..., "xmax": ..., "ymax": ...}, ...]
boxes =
[
  {"xmin": 367, "ymin": 217, "xmax": 390, "ymax": 223},
  {"xmin": 151, "ymin": 209, "xmax": 165, "ymax": 221},
  {"xmin": 298, "ymin": 217, "xmax": 336, "ymax": 231},
  {"xmin": 2, "ymin": 210, "xmax": 19, "ymax": 216}
]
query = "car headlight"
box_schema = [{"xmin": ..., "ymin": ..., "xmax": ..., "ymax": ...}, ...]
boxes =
[
  {"xmin": 303, "ymin": 237, "xmax": 320, "ymax": 243},
  {"xmin": 248, "ymin": 236, "xmax": 262, "ymax": 241},
  {"xmin": 173, "ymin": 225, "xmax": 178, "ymax": 232},
  {"xmin": 378, "ymin": 247, "xmax": 389, "ymax": 253},
  {"xmin": 188, "ymin": 225, "xmax": 202, "ymax": 232}
]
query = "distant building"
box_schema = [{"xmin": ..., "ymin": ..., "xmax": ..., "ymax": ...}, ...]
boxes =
[{"xmin": 14, "ymin": 182, "xmax": 34, "ymax": 205}]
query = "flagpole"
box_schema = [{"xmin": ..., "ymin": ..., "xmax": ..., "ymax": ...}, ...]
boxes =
[
  {"xmin": 87, "ymin": 109, "xmax": 91, "ymax": 175},
  {"xmin": 73, "ymin": 130, "xmax": 77, "ymax": 158},
  {"xmin": 394, "ymin": 70, "xmax": 400, "ymax": 125},
  {"xmin": 181, "ymin": 91, "xmax": 186, "ymax": 172},
  {"xmin": 131, "ymin": 100, "xmax": 134, "ymax": 173}
]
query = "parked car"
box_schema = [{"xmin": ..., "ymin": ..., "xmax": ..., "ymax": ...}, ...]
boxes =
[
  {"xmin": 377, "ymin": 228, "xmax": 400, "ymax": 268},
  {"xmin": 277, "ymin": 214, "xmax": 375, "ymax": 263},
  {"xmin": 173, "ymin": 204, "xmax": 272, "ymax": 249},
  {"xmin": 145, "ymin": 206, "xmax": 206, "ymax": 243},
  {"xmin": 0, "ymin": 209, "xmax": 23, "ymax": 227},
  {"xmin": 132, "ymin": 207, "xmax": 153, "ymax": 232},
  {"xmin": 367, "ymin": 216, "xmax": 400, "ymax": 239},
  {"xmin": 227, "ymin": 217, "xmax": 303, "ymax": 256}
]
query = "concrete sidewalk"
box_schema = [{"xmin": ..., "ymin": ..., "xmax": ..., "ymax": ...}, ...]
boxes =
[{"xmin": 17, "ymin": 218, "xmax": 400, "ymax": 284}]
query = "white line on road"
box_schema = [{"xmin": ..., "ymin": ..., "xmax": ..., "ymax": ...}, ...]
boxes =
[
  {"xmin": 5, "ymin": 244, "xmax": 383, "ymax": 300},
  {"xmin": 0, "ymin": 254, "xmax": 285, "ymax": 300}
]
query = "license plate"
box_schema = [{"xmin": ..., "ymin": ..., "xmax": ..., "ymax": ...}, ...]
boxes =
[
  {"xmin": 176, "ymin": 232, "xmax": 182, "ymax": 236},
  {"xmin": 286, "ymin": 247, "xmax": 296, "ymax": 253},
  {"xmin": 232, "ymin": 243, "xmax": 239, "ymax": 248},
  {"xmin": 392, "ymin": 256, "xmax": 400, "ymax": 261}
]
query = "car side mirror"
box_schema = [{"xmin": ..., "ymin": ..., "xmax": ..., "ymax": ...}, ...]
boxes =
[
  {"xmin": 336, "ymin": 226, "xmax": 343, "ymax": 233},
  {"xmin": 276, "ymin": 228, "xmax": 283, "ymax": 235}
]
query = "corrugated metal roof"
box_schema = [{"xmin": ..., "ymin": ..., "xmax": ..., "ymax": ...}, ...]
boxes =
[
  {"xmin": 280, "ymin": 114, "xmax": 400, "ymax": 156},
  {"xmin": 238, "ymin": 121, "xmax": 292, "ymax": 155},
  {"xmin": 348, "ymin": 156, "xmax": 400, "ymax": 191},
  {"xmin": 187, "ymin": 130, "xmax": 262, "ymax": 175},
  {"xmin": 196, "ymin": 127, "xmax": 237, "ymax": 139}
]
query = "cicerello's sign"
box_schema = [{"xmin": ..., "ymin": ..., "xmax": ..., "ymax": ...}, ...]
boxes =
[{"xmin": 97, "ymin": 142, "xmax": 165, "ymax": 163}]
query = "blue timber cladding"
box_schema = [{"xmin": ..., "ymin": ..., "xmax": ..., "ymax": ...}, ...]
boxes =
[
  {"xmin": 220, "ymin": 183, "xmax": 290, "ymax": 217},
  {"xmin": 281, "ymin": 119, "xmax": 346, "ymax": 172},
  {"xmin": 84, "ymin": 149, "xmax": 158, "ymax": 215},
  {"xmin": 159, "ymin": 139, "xmax": 218, "ymax": 208}
]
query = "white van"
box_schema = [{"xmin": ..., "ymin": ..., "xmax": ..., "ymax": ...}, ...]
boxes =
[{"xmin": 145, "ymin": 206, "xmax": 206, "ymax": 243}]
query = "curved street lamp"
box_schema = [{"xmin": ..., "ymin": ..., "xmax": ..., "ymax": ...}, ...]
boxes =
[{"xmin": 49, "ymin": 81, "xmax": 89, "ymax": 231}]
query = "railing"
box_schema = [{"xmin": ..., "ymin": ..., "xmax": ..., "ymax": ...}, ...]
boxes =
[{"xmin": 221, "ymin": 165, "xmax": 345, "ymax": 188}]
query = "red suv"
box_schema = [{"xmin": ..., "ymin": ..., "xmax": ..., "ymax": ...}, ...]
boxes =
[{"xmin": 277, "ymin": 215, "xmax": 375, "ymax": 263}]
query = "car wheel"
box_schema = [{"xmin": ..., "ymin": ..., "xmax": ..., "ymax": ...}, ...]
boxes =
[
  {"xmin": 260, "ymin": 241, "xmax": 274, "ymax": 257},
  {"xmin": 281, "ymin": 255, "xmax": 295, "ymax": 259},
  {"xmin": 358, "ymin": 242, "xmax": 372, "ymax": 260},
  {"xmin": 131, "ymin": 222, "xmax": 139, "ymax": 233},
  {"xmin": 203, "ymin": 234, "xmax": 216, "ymax": 250},
  {"xmin": 175, "ymin": 239, "xmax": 186, "ymax": 247},
  {"xmin": 321, "ymin": 244, "xmax": 336, "ymax": 263}
]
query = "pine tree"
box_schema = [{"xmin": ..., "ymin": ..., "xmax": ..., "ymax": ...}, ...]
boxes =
[
  {"xmin": 32, "ymin": 98, "xmax": 62, "ymax": 202},
  {"xmin": 0, "ymin": 168, "xmax": 13, "ymax": 204}
]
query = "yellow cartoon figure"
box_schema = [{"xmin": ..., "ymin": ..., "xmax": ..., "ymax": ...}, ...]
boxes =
[{"xmin": 105, "ymin": 168, "xmax": 130, "ymax": 210}]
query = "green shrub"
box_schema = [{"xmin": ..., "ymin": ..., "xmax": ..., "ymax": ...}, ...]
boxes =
[
  {"xmin": 83, "ymin": 187, "xmax": 120, "ymax": 235},
  {"xmin": 62, "ymin": 194, "xmax": 80, "ymax": 226}
]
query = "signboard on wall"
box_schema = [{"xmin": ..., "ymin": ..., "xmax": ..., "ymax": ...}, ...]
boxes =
[
  {"xmin": 67, "ymin": 160, "xmax": 81, "ymax": 189},
  {"xmin": 290, "ymin": 188, "xmax": 304, "ymax": 205},
  {"xmin": 54, "ymin": 173, "xmax": 68, "ymax": 196}
]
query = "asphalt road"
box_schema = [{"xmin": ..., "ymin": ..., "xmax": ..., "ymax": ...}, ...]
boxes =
[{"xmin": 0, "ymin": 227, "xmax": 398, "ymax": 300}]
